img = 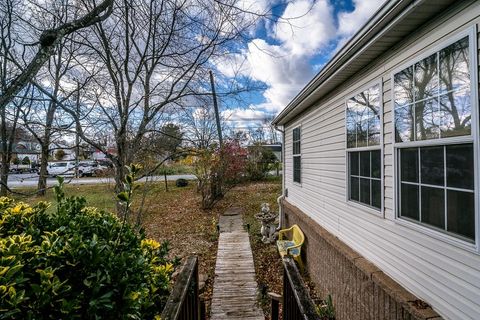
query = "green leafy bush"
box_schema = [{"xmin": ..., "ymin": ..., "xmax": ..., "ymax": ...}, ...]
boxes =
[
  {"xmin": 246, "ymin": 145, "xmax": 278, "ymax": 181},
  {"xmin": 0, "ymin": 187, "xmax": 176, "ymax": 319}
]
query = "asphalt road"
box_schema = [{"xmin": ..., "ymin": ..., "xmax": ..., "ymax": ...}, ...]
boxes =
[{"xmin": 7, "ymin": 173, "xmax": 196, "ymax": 188}]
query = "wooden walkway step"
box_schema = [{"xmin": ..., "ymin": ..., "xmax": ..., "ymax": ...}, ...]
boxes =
[{"xmin": 210, "ymin": 207, "xmax": 264, "ymax": 320}]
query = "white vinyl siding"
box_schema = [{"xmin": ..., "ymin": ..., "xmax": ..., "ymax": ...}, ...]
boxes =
[{"xmin": 283, "ymin": 2, "xmax": 480, "ymax": 319}]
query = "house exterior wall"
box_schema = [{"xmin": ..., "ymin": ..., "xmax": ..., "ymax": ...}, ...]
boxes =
[
  {"xmin": 282, "ymin": 2, "xmax": 480, "ymax": 319},
  {"xmin": 283, "ymin": 200, "xmax": 441, "ymax": 320}
]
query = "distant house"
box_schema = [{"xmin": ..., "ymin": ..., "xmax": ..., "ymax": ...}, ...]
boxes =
[
  {"xmin": 247, "ymin": 143, "xmax": 282, "ymax": 162},
  {"xmin": 49, "ymin": 141, "xmax": 75, "ymax": 160},
  {"xmin": 13, "ymin": 141, "xmax": 41, "ymax": 163},
  {"xmin": 92, "ymin": 147, "xmax": 117, "ymax": 160},
  {"xmin": 261, "ymin": 143, "xmax": 282, "ymax": 162},
  {"xmin": 272, "ymin": 1, "xmax": 480, "ymax": 319}
]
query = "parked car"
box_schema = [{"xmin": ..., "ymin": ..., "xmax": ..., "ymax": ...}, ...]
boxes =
[
  {"xmin": 77, "ymin": 161, "xmax": 108, "ymax": 177},
  {"xmin": 9, "ymin": 164, "xmax": 37, "ymax": 174},
  {"xmin": 47, "ymin": 161, "xmax": 76, "ymax": 177}
]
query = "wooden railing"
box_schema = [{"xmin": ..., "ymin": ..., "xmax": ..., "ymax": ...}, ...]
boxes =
[
  {"xmin": 161, "ymin": 256, "xmax": 202, "ymax": 320},
  {"xmin": 271, "ymin": 257, "xmax": 321, "ymax": 320}
]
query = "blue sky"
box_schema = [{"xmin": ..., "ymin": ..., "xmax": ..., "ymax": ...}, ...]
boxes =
[{"xmin": 216, "ymin": 0, "xmax": 386, "ymax": 129}]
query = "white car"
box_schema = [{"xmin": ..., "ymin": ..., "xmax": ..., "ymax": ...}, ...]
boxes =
[
  {"xmin": 77, "ymin": 161, "xmax": 106, "ymax": 177},
  {"xmin": 47, "ymin": 161, "xmax": 76, "ymax": 177}
]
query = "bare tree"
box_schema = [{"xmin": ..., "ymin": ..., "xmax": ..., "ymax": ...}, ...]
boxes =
[
  {"xmin": 0, "ymin": 0, "xmax": 113, "ymax": 111},
  {"xmin": 0, "ymin": 0, "xmax": 36, "ymax": 194},
  {"xmin": 21, "ymin": 32, "xmax": 82, "ymax": 195},
  {"xmin": 181, "ymin": 104, "xmax": 223, "ymax": 150},
  {"xmin": 57, "ymin": 0, "xmax": 259, "ymax": 198}
]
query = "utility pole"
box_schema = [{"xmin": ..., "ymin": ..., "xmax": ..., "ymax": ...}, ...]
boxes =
[
  {"xmin": 75, "ymin": 81, "xmax": 80, "ymax": 178},
  {"xmin": 209, "ymin": 70, "xmax": 223, "ymax": 147}
]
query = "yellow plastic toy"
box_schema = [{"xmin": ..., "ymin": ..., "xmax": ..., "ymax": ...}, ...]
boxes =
[{"xmin": 277, "ymin": 224, "xmax": 304, "ymax": 270}]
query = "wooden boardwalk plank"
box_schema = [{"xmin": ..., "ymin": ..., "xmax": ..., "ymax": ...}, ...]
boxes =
[{"xmin": 210, "ymin": 209, "xmax": 264, "ymax": 320}]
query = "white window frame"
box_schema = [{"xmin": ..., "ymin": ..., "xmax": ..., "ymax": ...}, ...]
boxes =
[
  {"xmin": 344, "ymin": 80, "xmax": 384, "ymax": 216},
  {"xmin": 391, "ymin": 26, "xmax": 479, "ymax": 252},
  {"xmin": 292, "ymin": 126, "xmax": 302, "ymax": 185}
]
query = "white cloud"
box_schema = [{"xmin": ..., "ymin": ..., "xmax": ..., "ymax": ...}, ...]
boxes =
[
  {"xmin": 223, "ymin": 108, "xmax": 267, "ymax": 121},
  {"xmin": 213, "ymin": 53, "xmax": 251, "ymax": 79},
  {"xmin": 274, "ymin": 0, "xmax": 335, "ymax": 55},
  {"xmin": 338, "ymin": 0, "xmax": 386, "ymax": 36},
  {"xmin": 243, "ymin": 38, "xmax": 316, "ymax": 113},
  {"xmin": 216, "ymin": 0, "xmax": 387, "ymax": 118}
]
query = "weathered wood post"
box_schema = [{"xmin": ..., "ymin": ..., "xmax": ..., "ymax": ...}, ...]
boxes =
[
  {"xmin": 282, "ymin": 257, "xmax": 320, "ymax": 320},
  {"xmin": 269, "ymin": 292, "xmax": 282, "ymax": 320},
  {"xmin": 161, "ymin": 256, "xmax": 199, "ymax": 320}
]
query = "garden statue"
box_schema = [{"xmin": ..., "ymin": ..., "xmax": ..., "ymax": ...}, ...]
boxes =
[{"xmin": 255, "ymin": 203, "xmax": 278, "ymax": 244}]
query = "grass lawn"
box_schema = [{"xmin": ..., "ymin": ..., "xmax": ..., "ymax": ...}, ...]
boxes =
[{"xmin": 11, "ymin": 177, "xmax": 284, "ymax": 318}]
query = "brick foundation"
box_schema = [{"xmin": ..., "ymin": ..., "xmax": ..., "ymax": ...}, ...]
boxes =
[{"xmin": 282, "ymin": 200, "xmax": 442, "ymax": 320}]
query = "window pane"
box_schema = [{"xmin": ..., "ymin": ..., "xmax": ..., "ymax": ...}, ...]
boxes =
[
  {"xmin": 360, "ymin": 178, "xmax": 370, "ymax": 205},
  {"xmin": 447, "ymin": 190, "xmax": 475, "ymax": 241},
  {"xmin": 421, "ymin": 146, "xmax": 444, "ymax": 186},
  {"xmin": 293, "ymin": 128, "xmax": 300, "ymax": 141},
  {"xmin": 293, "ymin": 156, "xmax": 301, "ymax": 183},
  {"xmin": 367, "ymin": 85, "xmax": 381, "ymax": 146},
  {"xmin": 415, "ymin": 98, "xmax": 440, "ymax": 140},
  {"xmin": 439, "ymin": 88, "xmax": 471, "ymax": 138},
  {"xmin": 346, "ymin": 108, "xmax": 357, "ymax": 148},
  {"xmin": 367, "ymin": 84, "xmax": 381, "ymax": 115},
  {"xmin": 350, "ymin": 152, "xmax": 359, "ymax": 176},
  {"xmin": 414, "ymin": 53, "xmax": 438, "ymax": 101},
  {"xmin": 394, "ymin": 66, "xmax": 413, "ymax": 107},
  {"xmin": 421, "ymin": 186, "xmax": 445, "ymax": 229},
  {"xmin": 360, "ymin": 151, "xmax": 370, "ymax": 177},
  {"xmin": 357, "ymin": 120, "xmax": 368, "ymax": 147},
  {"xmin": 347, "ymin": 84, "xmax": 381, "ymax": 148},
  {"xmin": 371, "ymin": 150, "xmax": 381, "ymax": 178},
  {"xmin": 351, "ymin": 97, "xmax": 369, "ymax": 147},
  {"xmin": 368, "ymin": 116, "xmax": 380, "ymax": 146},
  {"xmin": 293, "ymin": 141, "xmax": 300, "ymax": 155},
  {"xmin": 372, "ymin": 180, "xmax": 381, "ymax": 209},
  {"xmin": 446, "ymin": 144, "xmax": 474, "ymax": 190},
  {"xmin": 350, "ymin": 176, "xmax": 359, "ymax": 201},
  {"xmin": 400, "ymin": 183, "xmax": 419, "ymax": 220},
  {"xmin": 400, "ymin": 148, "xmax": 418, "ymax": 183},
  {"xmin": 395, "ymin": 104, "xmax": 414, "ymax": 142},
  {"xmin": 440, "ymin": 36, "xmax": 469, "ymax": 93}
]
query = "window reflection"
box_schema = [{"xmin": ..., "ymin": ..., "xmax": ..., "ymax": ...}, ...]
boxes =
[
  {"xmin": 415, "ymin": 98, "xmax": 440, "ymax": 140},
  {"xmin": 440, "ymin": 37, "xmax": 469, "ymax": 93},
  {"xmin": 395, "ymin": 105, "xmax": 414, "ymax": 142},
  {"xmin": 346, "ymin": 84, "xmax": 381, "ymax": 148},
  {"xmin": 414, "ymin": 53, "xmax": 438, "ymax": 101},
  {"xmin": 394, "ymin": 66, "xmax": 413, "ymax": 107},
  {"xmin": 394, "ymin": 36, "xmax": 471, "ymax": 141},
  {"xmin": 440, "ymin": 88, "xmax": 471, "ymax": 137}
]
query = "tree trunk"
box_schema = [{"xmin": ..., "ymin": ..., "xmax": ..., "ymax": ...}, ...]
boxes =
[
  {"xmin": 114, "ymin": 160, "xmax": 127, "ymax": 216},
  {"xmin": 37, "ymin": 144, "xmax": 49, "ymax": 196},
  {"xmin": 0, "ymin": 154, "xmax": 10, "ymax": 196},
  {"xmin": 164, "ymin": 171, "xmax": 168, "ymax": 192}
]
